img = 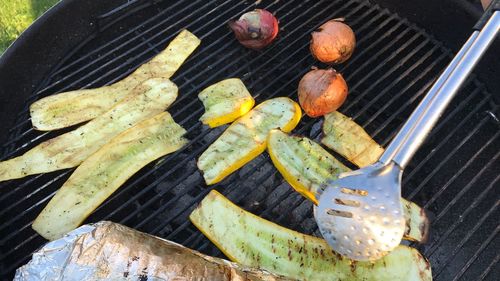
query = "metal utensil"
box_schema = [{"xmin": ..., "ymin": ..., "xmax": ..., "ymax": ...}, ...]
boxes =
[{"xmin": 314, "ymin": 3, "xmax": 500, "ymax": 261}]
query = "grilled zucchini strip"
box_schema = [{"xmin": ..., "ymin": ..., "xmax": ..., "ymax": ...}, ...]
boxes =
[
  {"xmin": 30, "ymin": 30, "xmax": 200, "ymax": 131},
  {"xmin": 198, "ymin": 97, "xmax": 301, "ymax": 185},
  {"xmin": 322, "ymin": 111, "xmax": 385, "ymax": 167},
  {"xmin": 190, "ymin": 191, "xmax": 432, "ymax": 281},
  {"xmin": 33, "ymin": 112, "xmax": 187, "ymax": 240},
  {"xmin": 199, "ymin": 78, "xmax": 255, "ymax": 128},
  {"xmin": 0, "ymin": 78, "xmax": 177, "ymax": 182},
  {"xmin": 267, "ymin": 129, "xmax": 429, "ymax": 242}
]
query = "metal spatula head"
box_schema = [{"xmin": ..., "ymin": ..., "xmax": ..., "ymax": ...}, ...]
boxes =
[{"xmin": 314, "ymin": 162, "xmax": 405, "ymax": 261}]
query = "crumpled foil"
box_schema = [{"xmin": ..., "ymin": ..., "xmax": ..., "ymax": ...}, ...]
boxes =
[{"xmin": 15, "ymin": 221, "xmax": 292, "ymax": 281}]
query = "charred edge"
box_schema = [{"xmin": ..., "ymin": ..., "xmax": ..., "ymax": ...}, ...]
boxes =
[
  {"xmin": 418, "ymin": 252, "xmax": 432, "ymax": 280},
  {"xmin": 350, "ymin": 260, "xmax": 358, "ymax": 273},
  {"xmin": 419, "ymin": 208, "xmax": 431, "ymax": 243}
]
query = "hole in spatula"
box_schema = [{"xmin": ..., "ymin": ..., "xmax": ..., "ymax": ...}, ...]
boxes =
[
  {"xmin": 334, "ymin": 198, "xmax": 361, "ymax": 207},
  {"xmin": 340, "ymin": 187, "xmax": 368, "ymax": 196},
  {"xmin": 327, "ymin": 209, "xmax": 353, "ymax": 218}
]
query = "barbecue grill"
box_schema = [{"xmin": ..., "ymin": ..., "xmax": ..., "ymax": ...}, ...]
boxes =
[{"xmin": 0, "ymin": 0, "xmax": 498, "ymax": 280}]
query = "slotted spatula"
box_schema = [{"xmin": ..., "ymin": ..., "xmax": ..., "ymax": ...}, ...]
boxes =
[{"xmin": 314, "ymin": 1, "xmax": 500, "ymax": 261}]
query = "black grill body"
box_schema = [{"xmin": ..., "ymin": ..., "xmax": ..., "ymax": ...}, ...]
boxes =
[{"xmin": 0, "ymin": 0, "xmax": 498, "ymax": 280}]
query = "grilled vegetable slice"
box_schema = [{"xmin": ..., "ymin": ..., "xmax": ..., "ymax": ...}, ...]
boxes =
[
  {"xmin": 199, "ymin": 78, "xmax": 255, "ymax": 128},
  {"xmin": 32, "ymin": 112, "xmax": 187, "ymax": 240},
  {"xmin": 321, "ymin": 111, "xmax": 384, "ymax": 167},
  {"xmin": 30, "ymin": 30, "xmax": 200, "ymax": 131},
  {"xmin": 0, "ymin": 78, "xmax": 177, "ymax": 182},
  {"xmin": 198, "ymin": 97, "xmax": 301, "ymax": 185},
  {"xmin": 190, "ymin": 190, "xmax": 432, "ymax": 281},
  {"xmin": 267, "ymin": 129, "xmax": 428, "ymax": 242}
]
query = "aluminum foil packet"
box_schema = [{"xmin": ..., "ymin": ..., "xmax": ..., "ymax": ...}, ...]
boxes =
[{"xmin": 15, "ymin": 221, "xmax": 292, "ymax": 281}]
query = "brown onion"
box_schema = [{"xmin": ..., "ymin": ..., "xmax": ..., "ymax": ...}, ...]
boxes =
[
  {"xmin": 298, "ymin": 68, "xmax": 348, "ymax": 117},
  {"xmin": 228, "ymin": 9, "xmax": 279, "ymax": 50},
  {"xmin": 310, "ymin": 18, "xmax": 356, "ymax": 64}
]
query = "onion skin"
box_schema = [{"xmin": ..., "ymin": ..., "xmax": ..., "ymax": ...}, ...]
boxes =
[
  {"xmin": 298, "ymin": 68, "xmax": 348, "ymax": 118},
  {"xmin": 228, "ymin": 9, "xmax": 279, "ymax": 50},
  {"xmin": 310, "ymin": 19, "xmax": 356, "ymax": 64}
]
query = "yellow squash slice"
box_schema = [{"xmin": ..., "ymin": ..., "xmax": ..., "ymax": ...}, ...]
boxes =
[
  {"xmin": 0, "ymin": 78, "xmax": 177, "ymax": 182},
  {"xmin": 33, "ymin": 112, "xmax": 187, "ymax": 240},
  {"xmin": 267, "ymin": 129, "xmax": 429, "ymax": 242},
  {"xmin": 199, "ymin": 78, "xmax": 255, "ymax": 127},
  {"xmin": 197, "ymin": 97, "xmax": 301, "ymax": 185},
  {"xmin": 190, "ymin": 190, "xmax": 432, "ymax": 281},
  {"xmin": 30, "ymin": 30, "xmax": 200, "ymax": 131},
  {"xmin": 322, "ymin": 111, "xmax": 385, "ymax": 167}
]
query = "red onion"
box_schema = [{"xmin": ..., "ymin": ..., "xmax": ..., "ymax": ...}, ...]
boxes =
[{"xmin": 228, "ymin": 9, "xmax": 279, "ymax": 50}]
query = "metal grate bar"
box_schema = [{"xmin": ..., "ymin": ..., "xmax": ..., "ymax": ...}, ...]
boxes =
[
  {"xmin": 478, "ymin": 253, "xmax": 500, "ymax": 281},
  {"xmin": 1, "ymin": 233, "xmax": 40, "ymax": 274},
  {"xmin": 370, "ymin": 79, "xmax": 434, "ymax": 137},
  {"xmin": 421, "ymin": 123, "xmax": 498, "ymax": 208},
  {"xmin": 423, "ymin": 148, "xmax": 500, "ymax": 256},
  {"xmin": 1, "ymin": 132, "xmax": 51, "ymax": 160},
  {"xmin": 0, "ymin": 192, "xmax": 57, "ymax": 253},
  {"xmin": 0, "ymin": 171, "xmax": 69, "ymax": 224},
  {"xmin": 377, "ymin": 76, "xmax": 475, "ymax": 147},
  {"xmin": 0, "ymin": 173, "xmax": 44, "ymax": 202},
  {"xmin": 0, "ymin": 189, "xmax": 60, "ymax": 243},
  {"xmin": 3, "ymin": 127, "xmax": 36, "ymax": 147},
  {"xmin": 351, "ymin": 49, "xmax": 442, "ymax": 124},
  {"xmin": 407, "ymin": 111, "xmax": 493, "ymax": 200},
  {"xmin": 355, "ymin": 52, "xmax": 448, "ymax": 123},
  {"xmin": 452, "ymin": 219, "xmax": 500, "ymax": 280},
  {"xmin": 0, "ymin": 229, "xmax": 39, "ymax": 261},
  {"xmin": 341, "ymin": 34, "xmax": 428, "ymax": 112},
  {"xmin": 433, "ymin": 201, "xmax": 498, "ymax": 277}
]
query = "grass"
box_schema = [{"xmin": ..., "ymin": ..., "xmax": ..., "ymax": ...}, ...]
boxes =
[{"xmin": 0, "ymin": 0, "xmax": 59, "ymax": 54}]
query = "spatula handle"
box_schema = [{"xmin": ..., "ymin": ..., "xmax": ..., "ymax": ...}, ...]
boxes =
[{"xmin": 379, "ymin": 11, "xmax": 500, "ymax": 169}]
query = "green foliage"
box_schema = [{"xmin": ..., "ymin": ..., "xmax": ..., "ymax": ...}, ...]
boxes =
[{"xmin": 0, "ymin": 0, "xmax": 59, "ymax": 54}]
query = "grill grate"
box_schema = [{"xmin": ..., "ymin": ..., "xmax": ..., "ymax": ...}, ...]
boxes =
[{"xmin": 1, "ymin": 0, "xmax": 498, "ymax": 280}]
